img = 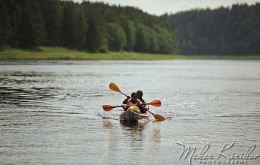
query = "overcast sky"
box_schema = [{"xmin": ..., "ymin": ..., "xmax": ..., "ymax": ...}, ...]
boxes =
[{"xmin": 73, "ymin": 0, "xmax": 259, "ymax": 15}]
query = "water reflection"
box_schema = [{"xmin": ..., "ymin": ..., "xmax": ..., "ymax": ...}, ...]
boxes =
[
  {"xmin": 120, "ymin": 120, "xmax": 139, "ymax": 128},
  {"xmin": 103, "ymin": 119, "xmax": 113, "ymax": 128},
  {"xmin": 152, "ymin": 127, "xmax": 161, "ymax": 143},
  {"xmin": 1, "ymin": 60, "xmax": 259, "ymax": 165},
  {"xmin": 0, "ymin": 85, "xmax": 61, "ymax": 108},
  {"xmin": 0, "ymin": 71, "xmax": 71, "ymax": 111}
]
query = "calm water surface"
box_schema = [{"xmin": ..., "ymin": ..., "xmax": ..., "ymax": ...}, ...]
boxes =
[{"xmin": 0, "ymin": 60, "xmax": 260, "ymax": 165}]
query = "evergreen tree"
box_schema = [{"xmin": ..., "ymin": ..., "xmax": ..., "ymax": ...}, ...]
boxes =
[
  {"xmin": 61, "ymin": 1, "xmax": 77, "ymax": 48},
  {"xmin": 41, "ymin": 0, "xmax": 63, "ymax": 46},
  {"xmin": 118, "ymin": 16, "xmax": 136, "ymax": 51},
  {"xmin": 146, "ymin": 26, "xmax": 159, "ymax": 53},
  {"xmin": 1, "ymin": 0, "xmax": 179, "ymax": 54},
  {"xmin": 106, "ymin": 23, "xmax": 126, "ymax": 51},
  {"xmin": 0, "ymin": 0, "xmax": 11, "ymax": 49},
  {"xmin": 84, "ymin": 9, "xmax": 105, "ymax": 52},
  {"xmin": 164, "ymin": 3, "xmax": 260, "ymax": 55},
  {"xmin": 18, "ymin": 0, "xmax": 45, "ymax": 48},
  {"xmin": 134, "ymin": 21, "xmax": 149, "ymax": 52},
  {"xmin": 10, "ymin": 4, "xmax": 21, "ymax": 47},
  {"xmin": 76, "ymin": 9, "xmax": 88, "ymax": 50}
]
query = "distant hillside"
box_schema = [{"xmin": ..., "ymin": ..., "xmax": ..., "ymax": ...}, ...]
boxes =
[
  {"xmin": 0, "ymin": 0, "xmax": 178, "ymax": 54},
  {"xmin": 162, "ymin": 3, "xmax": 260, "ymax": 55}
]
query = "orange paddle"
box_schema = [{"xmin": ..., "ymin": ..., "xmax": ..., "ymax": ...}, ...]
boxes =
[{"xmin": 108, "ymin": 82, "xmax": 165, "ymax": 121}]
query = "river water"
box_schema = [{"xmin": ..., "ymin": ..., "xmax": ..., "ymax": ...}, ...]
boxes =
[{"xmin": 0, "ymin": 60, "xmax": 260, "ymax": 165}]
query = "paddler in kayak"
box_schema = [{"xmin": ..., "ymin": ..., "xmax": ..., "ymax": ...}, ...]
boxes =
[
  {"xmin": 136, "ymin": 90, "xmax": 145, "ymax": 103},
  {"xmin": 126, "ymin": 92, "xmax": 148, "ymax": 113},
  {"xmin": 122, "ymin": 95, "xmax": 130, "ymax": 111},
  {"xmin": 122, "ymin": 90, "xmax": 148, "ymax": 112},
  {"xmin": 136, "ymin": 89, "xmax": 149, "ymax": 112},
  {"xmin": 122, "ymin": 90, "xmax": 146, "ymax": 104}
]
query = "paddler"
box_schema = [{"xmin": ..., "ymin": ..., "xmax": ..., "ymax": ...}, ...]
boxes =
[
  {"xmin": 125, "ymin": 92, "xmax": 148, "ymax": 113},
  {"xmin": 136, "ymin": 90, "xmax": 145, "ymax": 103}
]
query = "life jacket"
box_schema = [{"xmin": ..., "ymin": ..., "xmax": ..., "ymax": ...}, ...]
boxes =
[
  {"xmin": 127, "ymin": 99, "xmax": 147, "ymax": 113},
  {"xmin": 127, "ymin": 99, "xmax": 141, "ymax": 106}
]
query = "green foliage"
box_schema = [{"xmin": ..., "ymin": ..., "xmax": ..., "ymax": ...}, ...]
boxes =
[
  {"xmin": 134, "ymin": 22, "xmax": 149, "ymax": 52},
  {"xmin": 1, "ymin": 0, "xmax": 178, "ymax": 54},
  {"xmin": 18, "ymin": 0, "xmax": 45, "ymax": 48},
  {"xmin": 41, "ymin": 0, "xmax": 63, "ymax": 46},
  {"xmin": 0, "ymin": 46, "xmax": 187, "ymax": 60},
  {"xmin": 155, "ymin": 26, "xmax": 177, "ymax": 54},
  {"xmin": 163, "ymin": 3, "xmax": 260, "ymax": 55},
  {"xmin": 106, "ymin": 23, "xmax": 126, "ymax": 51},
  {"xmin": 85, "ymin": 12, "xmax": 105, "ymax": 52},
  {"xmin": 76, "ymin": 9, "xmax": 88, "ymax": 50},
  {"xmin": 11, "ymin": 5, "xmax": 21, "ymax": 47},
  {"xmin": 118, "ymin": 16, "xmax": 136, "ymax": 51},
  {"xmin": 98, "ymin": 38, "xmax": 108, "ymax": 53},
  {"xmin": 61, "ymin": 1, "xmax": 77, "ymax": 48},
  {"xmin": 146, "ymin": 26, "xmax": 159, "ymax": 53},
  {"xmin": 0, "ymin": 0, "xmax": 12, "ymax": 49},
  {"xmin": 103, "ymin": 10, "xmax": 117, "ymax": 23},
  {"xmin": 1, "ymin": 46, "xmax": 259, "ymax": 60}
]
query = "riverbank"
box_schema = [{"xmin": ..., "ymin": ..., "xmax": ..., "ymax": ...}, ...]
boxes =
[{"xmin": 0, "ymin": 47, "xmax": 259, "ymax": 60}]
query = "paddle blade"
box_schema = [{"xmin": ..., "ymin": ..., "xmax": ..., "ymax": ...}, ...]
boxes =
[
  {"xmin": 154, "ymin": 114, "xmax": 165, "ymax": 121},
  {"xmin": 149, "ymin": 100, "xmax": 161, "ymax": 107},
  {"xmin": 109, "ymin": 82, "xmax": 120, "ymax": 92},
  {"xmin": 102, "ymin": 105, "xmax": 114, "ymax": 111}
]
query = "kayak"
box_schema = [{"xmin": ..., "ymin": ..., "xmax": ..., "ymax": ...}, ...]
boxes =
[
  {"xmin": 119, "ymin": 110, "xmax": 150, "ymax": 122},
  {"xmin": 119, "ymin": 106, "xmax": 150, "ymax": 122}
]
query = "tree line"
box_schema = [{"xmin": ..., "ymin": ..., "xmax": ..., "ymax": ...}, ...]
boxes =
[
  {"xmin": 162, "ymin": 3, "xmax": 260, "ymax": 55},
  {"xmin": 0, "ymin": 0, "xmax": 178, "ymax": 54}
]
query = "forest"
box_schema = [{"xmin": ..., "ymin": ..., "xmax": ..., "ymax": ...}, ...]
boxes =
[
  {"xmin": 1, "ymin": 1, "xmax": 259, "ymax": 56},
  {"xmin": 0, "ymin": 0, "xmax": 178, "ymax": 54},
  {"xmin": 163, "ymin": 3, "xmax": 260, "ymax": 55}
]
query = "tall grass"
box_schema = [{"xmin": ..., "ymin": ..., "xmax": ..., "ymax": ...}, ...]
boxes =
[{"xmin": 0, "ymin": 47, "xmax": 259, "ymax": 60}]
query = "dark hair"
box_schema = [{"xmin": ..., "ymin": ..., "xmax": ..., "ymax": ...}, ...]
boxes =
[
  {"xmin": 137, "ymin": 90, "xmax": 143, "ymax": 95},
  {"xmin": 131, "ymin": 92, "xmax": 137, "ymax": 97}
]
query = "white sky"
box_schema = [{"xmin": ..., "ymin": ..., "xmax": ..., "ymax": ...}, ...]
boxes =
[{"xmin": 73, "ymin": 0, "xmax": 259, "ymax": 15}]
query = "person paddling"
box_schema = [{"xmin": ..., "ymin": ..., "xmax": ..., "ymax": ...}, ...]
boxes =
[
  {"xmin": 127, "ymin": 92, "xmax": 140, "ymax": 105},
  {"xmin": 123, "ymin": 90, "xmax": 145, "ymax": 104},
  {"xmin": 127, "ymin": 92, "xmax": 148, "ymax": 113},
  {"xmin": 137, "ymin": 90, "xmax": 145, "ymax": 103},
  {"xmin": 122, "ymin": 90, "xmax": 148, "ymax": 112},
  {"xmin": 122, "ymin": 94, "xmax": 130, "ymax": 111},
  {"xmin": 137, "ymin": 90, "xmax": 149, "ymax": 111}
]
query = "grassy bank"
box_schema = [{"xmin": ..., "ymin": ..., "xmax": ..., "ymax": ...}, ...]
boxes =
[{"xmin": 0, "ymin": 47, "xmax": 259, "ymax": 60}]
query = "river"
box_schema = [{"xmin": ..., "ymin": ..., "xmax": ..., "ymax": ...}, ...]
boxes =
[{"xmin": 0, "ymin": 60, "xmax": 260, "ymax": 165}]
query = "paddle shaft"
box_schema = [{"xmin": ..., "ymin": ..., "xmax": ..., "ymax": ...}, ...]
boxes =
[
  {"xmin": 147, "ymin": 110, "xmax": 154, "ymax": 115},
  {"xmin": 120, "ymin": 91, "xmax": 128, "ymax": 97}
]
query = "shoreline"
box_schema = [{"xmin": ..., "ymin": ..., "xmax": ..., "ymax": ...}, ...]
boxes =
[{"xmin": 0, "ymin": 47, "xmax": 259, "ymax": 60}]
